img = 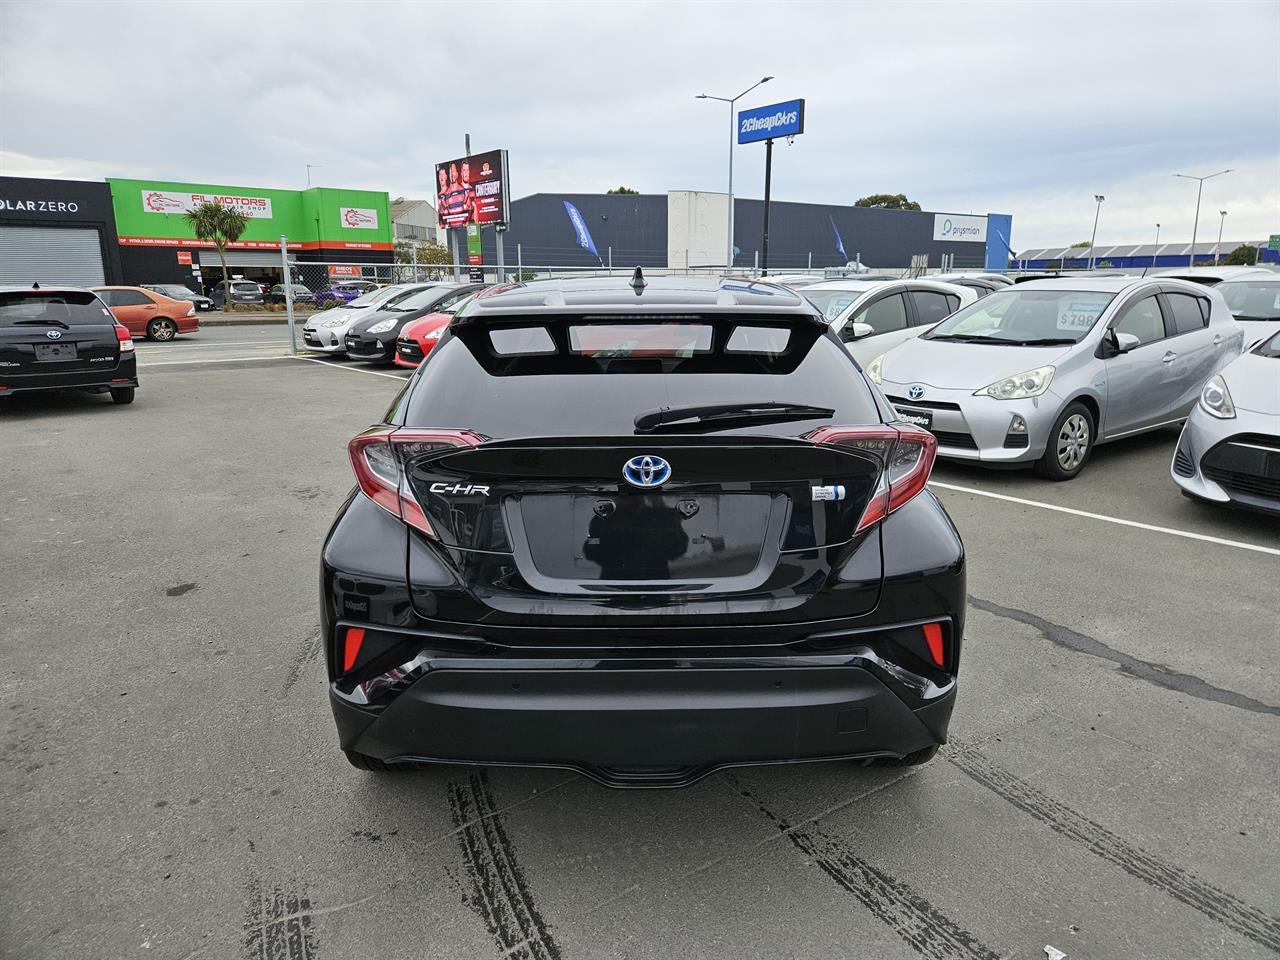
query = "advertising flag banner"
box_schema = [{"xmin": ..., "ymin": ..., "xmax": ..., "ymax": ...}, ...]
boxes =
[
  {"xmin": 830, "ymin": 216, "xmax": 847, "ymax": 259},
  {"xmin": 563, "ymin": 201, "xmax": 599, "ymax": 257}
]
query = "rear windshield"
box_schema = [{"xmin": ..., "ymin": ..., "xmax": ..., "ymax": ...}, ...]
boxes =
[
  {"xmin": 0, "ymin": 291, "xmax": 114, "ymax": 326},
  {"xmin": 1218, "ymin": 279, "xmax": 1280, "ymax": 320},
  {"xmin": 401, "ymin": 316, "xmax": 880, "ymax": 437},
  {"xmin": 233, "ymin": 282, "xmax": 259, "ymax": 292}
]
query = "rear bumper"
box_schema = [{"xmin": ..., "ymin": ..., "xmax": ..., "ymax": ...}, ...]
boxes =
[
  {"xmin": 0, "ymin": 361, "xmax": 138, "ymax": 396},
  {"xmin": 332, "ymin": 656, "xmax": 954, "ymax": 788}
]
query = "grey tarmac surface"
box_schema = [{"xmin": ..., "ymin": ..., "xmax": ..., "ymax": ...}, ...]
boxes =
[{"xmin": 1, "ymin": 329, "xmax": 1277, "ymax": 960}]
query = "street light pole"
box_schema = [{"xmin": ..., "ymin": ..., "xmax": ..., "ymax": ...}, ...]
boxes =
[
  {"xmin": 1153, "ymin": 223, "xmax": 1161, "ymax": 271},
  {"xmin": 1215, "ymin": 210, "xmax": 1227, "ymax": 264},
  {"xmin": 1174, "ymin": 169, "xmax": 1232, "ymax": 267},
  {"xmin": 1088, "ymin": 194, "xmax": 1105, "ymax": 270},
  {"xmin": 697, "ymin": 75, "xmax": 773, "ymax": 271},
  {"xmin": 306, "ymin": 164, "xmax": 321, "ymax": 188}
]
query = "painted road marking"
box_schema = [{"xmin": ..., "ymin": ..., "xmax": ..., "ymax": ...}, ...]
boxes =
[
  {"xmin": 932, "ymin": 481, "xmax": 1280, "ymax": 557},
  {"xmin": 293, "ymin": 356, "xmax": 410, "ymax": 380}
]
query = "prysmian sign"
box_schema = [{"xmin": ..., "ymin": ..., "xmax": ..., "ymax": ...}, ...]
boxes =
[
  {"xmin": 933, "ymin": 214, "xmax": 987, "ymax": 243},
  {"xmin": 737, "ymin": 99, "xmax": 805, "ymax": 144}
]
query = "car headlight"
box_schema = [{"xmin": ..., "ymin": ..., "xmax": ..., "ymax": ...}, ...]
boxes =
[
  {"xmin": 367, "ymin": 318, "xmax": 396, "ymax": 334},
  {"xmin": 425, "ymin": 327, "xmax": 445, "ymax": 340},
  {"xmin": 1199, "ymin": 374, "xmax": 1235, "ymax": 419},
  {"xmin": 322, "ymin": 314, "xmax": 350, "ymax": 328},
  {"xmin": 865, "ymin": 353, "xmax": 885, "ymax": 384},
  {"xmin": 975, "ymin": 365, "xmax": 1055, "ymax": 400}
]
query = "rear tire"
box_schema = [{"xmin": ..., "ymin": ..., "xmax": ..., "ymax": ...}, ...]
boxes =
[
  {"xmin": 1034, "ymin": 401, "xmax": 1094, "ymax": 481},
  {"xmin": 343, "ymin": 749, "xmax": 409, "ymax": 772},
  {"xmin": 110, "ymin": 386, "xmax": 135, "ymax": 405},
  {"xmin": 147, "ymin": 317, "xmax": 178, "ymax": 342}
]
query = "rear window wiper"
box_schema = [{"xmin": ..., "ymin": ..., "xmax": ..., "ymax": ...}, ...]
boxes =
[
  {"xmin": 634, "ymin": 401, "xmax": 835, "ymax": 434},
  {"xmin": 12, "ymin": 317, "xmax": 70, "ymax": 328}
]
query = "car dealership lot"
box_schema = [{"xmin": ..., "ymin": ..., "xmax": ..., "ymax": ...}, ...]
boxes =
[{"xmin": 2, "ymin": 339, "xmax": 1277, "ymax": 960}]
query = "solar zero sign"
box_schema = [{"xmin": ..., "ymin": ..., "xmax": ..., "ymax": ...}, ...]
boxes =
[{"xmin": 737, "ymin": 99, "xmax": 805, "ymax": 144}]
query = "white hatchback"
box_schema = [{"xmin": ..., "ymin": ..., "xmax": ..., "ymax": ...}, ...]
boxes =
[{"xmin": 799, "ymin": 279, "xmax": 978, "ymax": 365}]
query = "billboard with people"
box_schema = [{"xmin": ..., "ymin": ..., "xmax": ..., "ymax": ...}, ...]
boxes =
[{"xmin": 436, "ymin": 150, "xmax": 509, "ymax": 230}]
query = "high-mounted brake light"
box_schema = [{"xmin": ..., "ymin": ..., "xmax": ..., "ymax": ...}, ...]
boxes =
[
  {"xmin": 114, "ymin": 323, "xmax": 134, "ymax": 353},
  {"xmin": 806, "ymin": 424, "xmax": 938, "ymax": 533},
  {"xmin": 347, "ymin": 427, "xmax": 486, "ymax": 537}
]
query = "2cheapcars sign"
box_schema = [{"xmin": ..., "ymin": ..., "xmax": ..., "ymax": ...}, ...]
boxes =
[
  {"xmin": 141, "ymin": 190, "xmax": 274, "ymax": 219},
  {"xmin": 340, "ymin": 207, "xmax": 379, "ymax": 229},
  {"xmin": 933, "ymin": 214, "xmax": 988, "ymax": 243},
  {"xmin": 436, "ymin": 149, "xmax": 510, "ymax": 230},
  {"xmin": 737, "ymin": 99, "xmax": 805, "ymax": 144}
]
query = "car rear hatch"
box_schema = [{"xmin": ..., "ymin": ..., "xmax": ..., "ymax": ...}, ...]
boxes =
[{"xmin": 0, "ymin": 291, "xmax": 125, "ymax": 380}]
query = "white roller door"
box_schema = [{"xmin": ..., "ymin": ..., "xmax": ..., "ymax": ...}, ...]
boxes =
[
  {"xmin": 0, "ymin": 225, "xmax": 107, "ymax": 287},
  {"xmin": 198, "ymin": 250, "xmax": 282, "ymax": 268}
]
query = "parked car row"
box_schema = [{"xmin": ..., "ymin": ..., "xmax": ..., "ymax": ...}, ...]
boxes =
[
  {"xmin": 301, "ymin": 282, "xmax": 482, "ymax": 365},
  {"xmin": 785, "ymin": 269, "xmax": 1278, "ymax": 514}
]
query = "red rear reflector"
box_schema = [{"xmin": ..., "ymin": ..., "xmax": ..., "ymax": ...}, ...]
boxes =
[
  {"xmin": 342, "ymin": 627, "xmax": 366, "ymax": 672},
  {"xmin": 923, "ymin": 622, "xmax": 945, "ymax": 667}
]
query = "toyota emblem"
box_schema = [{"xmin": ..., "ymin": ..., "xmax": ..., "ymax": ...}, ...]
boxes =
[
  {"xmin": 622, "ymin": 455, "xmax": 672, "ymax": 488},
  {"xmin": 906, "ymin": 384, "xmax": 926, "ymax": 401},
  {"xmin": 46, "ymin": 330, "xmax": 63, "ymax": 340}
]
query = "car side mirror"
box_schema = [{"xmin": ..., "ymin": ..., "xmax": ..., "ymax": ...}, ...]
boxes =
[
  {"xmin": 1115, "ymin": 332, "xmax": 1140, "ymax": 353},
  {"xmin": 845, "ymin": 322, "xmax": 875, "ymax": 341}
]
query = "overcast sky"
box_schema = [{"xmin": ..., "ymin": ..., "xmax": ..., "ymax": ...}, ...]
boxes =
[{"xmin": 2, "ymin": 1, "xmax": 1277, "ymax": 250}]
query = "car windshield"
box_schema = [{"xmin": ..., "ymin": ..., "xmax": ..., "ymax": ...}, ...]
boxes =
[
  {"xmin": 158, "ymin": 286, "xmax": 197, "ymax": 297},
  {"xmin": 1253, "ymin": 329, "xmax": 1280, "ymax": 358},
  {"xmin": 388, "ymin": 286, "xmax": 450, "ymax": 311},
  {"xmin": 0, "ymin": 291, "xmax": 116, "ymax": 326},
  {"xmin": 925, "ymin": 288, "xmax": 1115, "ymax": 344},
  {"xmin": 347, "ymin": 287, "xmax": 399, "ymax": 307},
  {"xmin": 803, "ymin": 289, "xmax": 866, "ymax": 322},
  {"xmin": 1217, "ymin": 279, "xmax": 1280, "ymax": 320}
]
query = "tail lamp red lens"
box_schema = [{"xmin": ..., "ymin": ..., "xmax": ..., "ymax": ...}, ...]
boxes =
[
  {"xmin": 806, "ymin": 424, "xmax": 938, "ymax": 533},
  {"xmin": 114, "ymin": 324, "xmax": 135, "ymax": 352},
  {"xmin": 922, "ymin": 622, "xmax": 945, "ymax": 667},
  {"xmin": 347, "ymin": 427, "xmax": 486, "ymax": 537},
  {"xmin": 342, "ymin": 627, "xmax": 366, "ymax": 672}
]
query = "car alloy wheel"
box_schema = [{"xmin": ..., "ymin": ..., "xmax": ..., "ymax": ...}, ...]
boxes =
[
  {"xmin": 148, "ymin": 318, "xmax": 177, "ymax": 342},
  {"xmin": 1056, "ymin": 413, "xmax": 1090, "ymax": 471}
]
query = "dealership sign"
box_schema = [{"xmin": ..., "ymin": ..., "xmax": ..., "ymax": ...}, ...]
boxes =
[
  {"xmin": 340, "ymin": 207, "xmax": 379, "ymax": 230},
  {"xmin": 140, "ymin": 190, "xmax": 274, "ymax": 219},
  {"xmin": 0, "ymin": 198, "xmax": 82, "ymax": 214},
  {"xmin": 933, "ymin": 214, "xmax": 988, "ymax": 243},
  {"xmin": 737, "ymin": 99, "xmax": 805, "ymax": 144}
]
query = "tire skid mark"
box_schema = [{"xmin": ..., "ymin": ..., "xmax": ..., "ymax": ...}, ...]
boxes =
[
  {"xmin": 281, "ymin": 625, "xmax": 323, "ymax": 695},
  {"xmin": 946, "ymin": 738, "xmax": 1280, "ymax": 953},
  {"xmin": 727, "ymin": 776, "xmax": 1000, "ymax": 960},
  {"xmin": 448, "ymin": 770, "xmax": 563, "ymax": 960},
  {"xmin": 241, "ymin": 871, "xmax": 317, "ymax": 960}
]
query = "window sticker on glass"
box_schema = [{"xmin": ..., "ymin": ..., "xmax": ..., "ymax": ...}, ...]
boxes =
[{"xmin": 1057, "ymin": 300, "xmax": 1108, "ymax": 330}]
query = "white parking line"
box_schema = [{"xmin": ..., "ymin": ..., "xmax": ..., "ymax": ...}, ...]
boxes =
[
  {"xmin": 137, "ymin": 340, "xmax": 288, "ymax": 350},
  {"xmin": 293, "ymin": 356, "xmax": 410, "ymax": 380},
  {"xmin": 139, "ymin": 355, "xmax": 293, "ymax": 366},
  {"xmin": 931, "ymin": 481, "xmax": 1280, "ymax": 557}
]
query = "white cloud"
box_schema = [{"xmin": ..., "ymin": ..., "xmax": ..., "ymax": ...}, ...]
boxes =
[{"xmin": 2, "ymin": 0, "xmax": 1276, "ymax": 249}]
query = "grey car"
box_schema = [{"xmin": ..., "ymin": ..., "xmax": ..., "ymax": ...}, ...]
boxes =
[
  {"xmin": 869, "ymin": 277, "xmax": 1244, "ymax": 479},
  {"xmin": 1171, "ymin": 329, "xmax": 1280, "ymax": 514}
]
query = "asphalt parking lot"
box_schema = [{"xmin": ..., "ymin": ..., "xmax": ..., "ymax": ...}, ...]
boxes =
[{"xmin": 2, "ymin": 326, "xmax": 1277, "ymax": 960}]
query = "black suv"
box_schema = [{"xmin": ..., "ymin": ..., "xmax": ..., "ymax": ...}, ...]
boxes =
[
  {"xmin": 322, "ymin": 274, "xmax": 964, "ymax": 787},
  {"xmin": 0, "ymin": 287, "xmax": 138, "ymax": 403}
]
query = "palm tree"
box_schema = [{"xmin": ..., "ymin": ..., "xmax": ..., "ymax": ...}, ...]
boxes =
[{"xmin": 183, "ymin": 202, "xmax": 248, "ymax": 309}]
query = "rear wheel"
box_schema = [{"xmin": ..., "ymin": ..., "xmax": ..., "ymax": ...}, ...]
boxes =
[
  {"xmin": 343, "ymin": 749, "xmax": 409, "ymax": 772},
  {"xmin": 147, "ymin": 317, "xmax": 178, "ymax": 342},
  {"xmin": 1034, "ymin": 402, "xmax": 1094, "ymax": 480},
  {"xmin": 110, "ymin": 386, "xmax": 135, "ymax": 405}
]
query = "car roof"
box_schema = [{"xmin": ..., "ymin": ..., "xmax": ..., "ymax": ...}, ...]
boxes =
[
  {"xmin": 1011, "ymin": 276, "xmax": 1175, "ymax": 293},
  {"xmin": 457, "ymin": 274, "xmax": 820, "ymax": 321},
  {"xmin": 1153, "ymin": 266, "xmax": 1272, "ymax": 279},
  {"xmin": 0, "ymin": 285, "xmax": 95, "ymax": 295}
]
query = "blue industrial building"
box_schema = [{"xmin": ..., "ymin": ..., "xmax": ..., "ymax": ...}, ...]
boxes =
[{"xmin": 1014, "ymin": 240, "xmax": 1277, "ymax": 272}]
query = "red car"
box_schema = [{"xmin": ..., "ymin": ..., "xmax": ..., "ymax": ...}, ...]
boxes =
[
  {"xmin": 91, "ymin": 286, "xmax": 199, "ymax": 341},
  {"xmin": 392, "ymin": 294, "xmax": 476, "ymax": 368}
]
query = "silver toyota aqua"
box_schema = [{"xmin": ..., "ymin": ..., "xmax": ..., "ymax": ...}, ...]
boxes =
[{"xmin": 869, "ymin": 277, "xmax": 1244, "ymax": 479}]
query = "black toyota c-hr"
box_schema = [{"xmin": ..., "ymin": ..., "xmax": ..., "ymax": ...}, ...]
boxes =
[{"xmin": 322, "ymin": 274, "xmax": 965, "ymax": 788}]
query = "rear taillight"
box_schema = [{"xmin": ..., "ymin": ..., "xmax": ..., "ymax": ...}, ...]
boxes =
[
  {"xmin": 342, "ymin": 627, "xmax": 366, "ymax": 672},
  {"xmin": 807, "ymin": 424, "xmax": 938, "ymax": 533},
  {"xmin": 347, "ymin": 427, "xmax": 486, "ymax": 537},
  {"xmin": 114, "ymin": 323, "xmax": 134, "ymax": 353}
]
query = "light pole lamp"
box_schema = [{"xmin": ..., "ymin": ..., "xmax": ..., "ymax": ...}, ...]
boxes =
[
  {"xmin": 1215, "ymin": 210, "xmax": 1227, "ymax": 264},
  {"xmin": 697, "ymin": 75, "xmax": 773, "ymax": 271},
  {"xmin": 1088, "ymin": 194, "xmax": 1105, "ymax": 270},
  {"xmin": 1153, "ymin": 222, "xmax": 1161, "ymax": 270},
  {"xmin": 1174, "ymin": 169, "xmax": 1232, "ymax": 266}
]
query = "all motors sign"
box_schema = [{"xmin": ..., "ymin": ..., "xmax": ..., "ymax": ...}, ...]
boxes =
[{"xmin": 140, "ymin": 189, "xmax": 274, "ymax": 220}]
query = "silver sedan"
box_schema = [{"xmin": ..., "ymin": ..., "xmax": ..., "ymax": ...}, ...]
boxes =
[
  {"xmin": 301, "ymin": 283, "xmax": 438, "ymax": 355},
  {"xmin": 1171, "ymin": 329, "xmax": 1280, "ymax": 514},
  {"xmin": 869, "ymin": 277, "xmax": 1244, "ymax": 479}
]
